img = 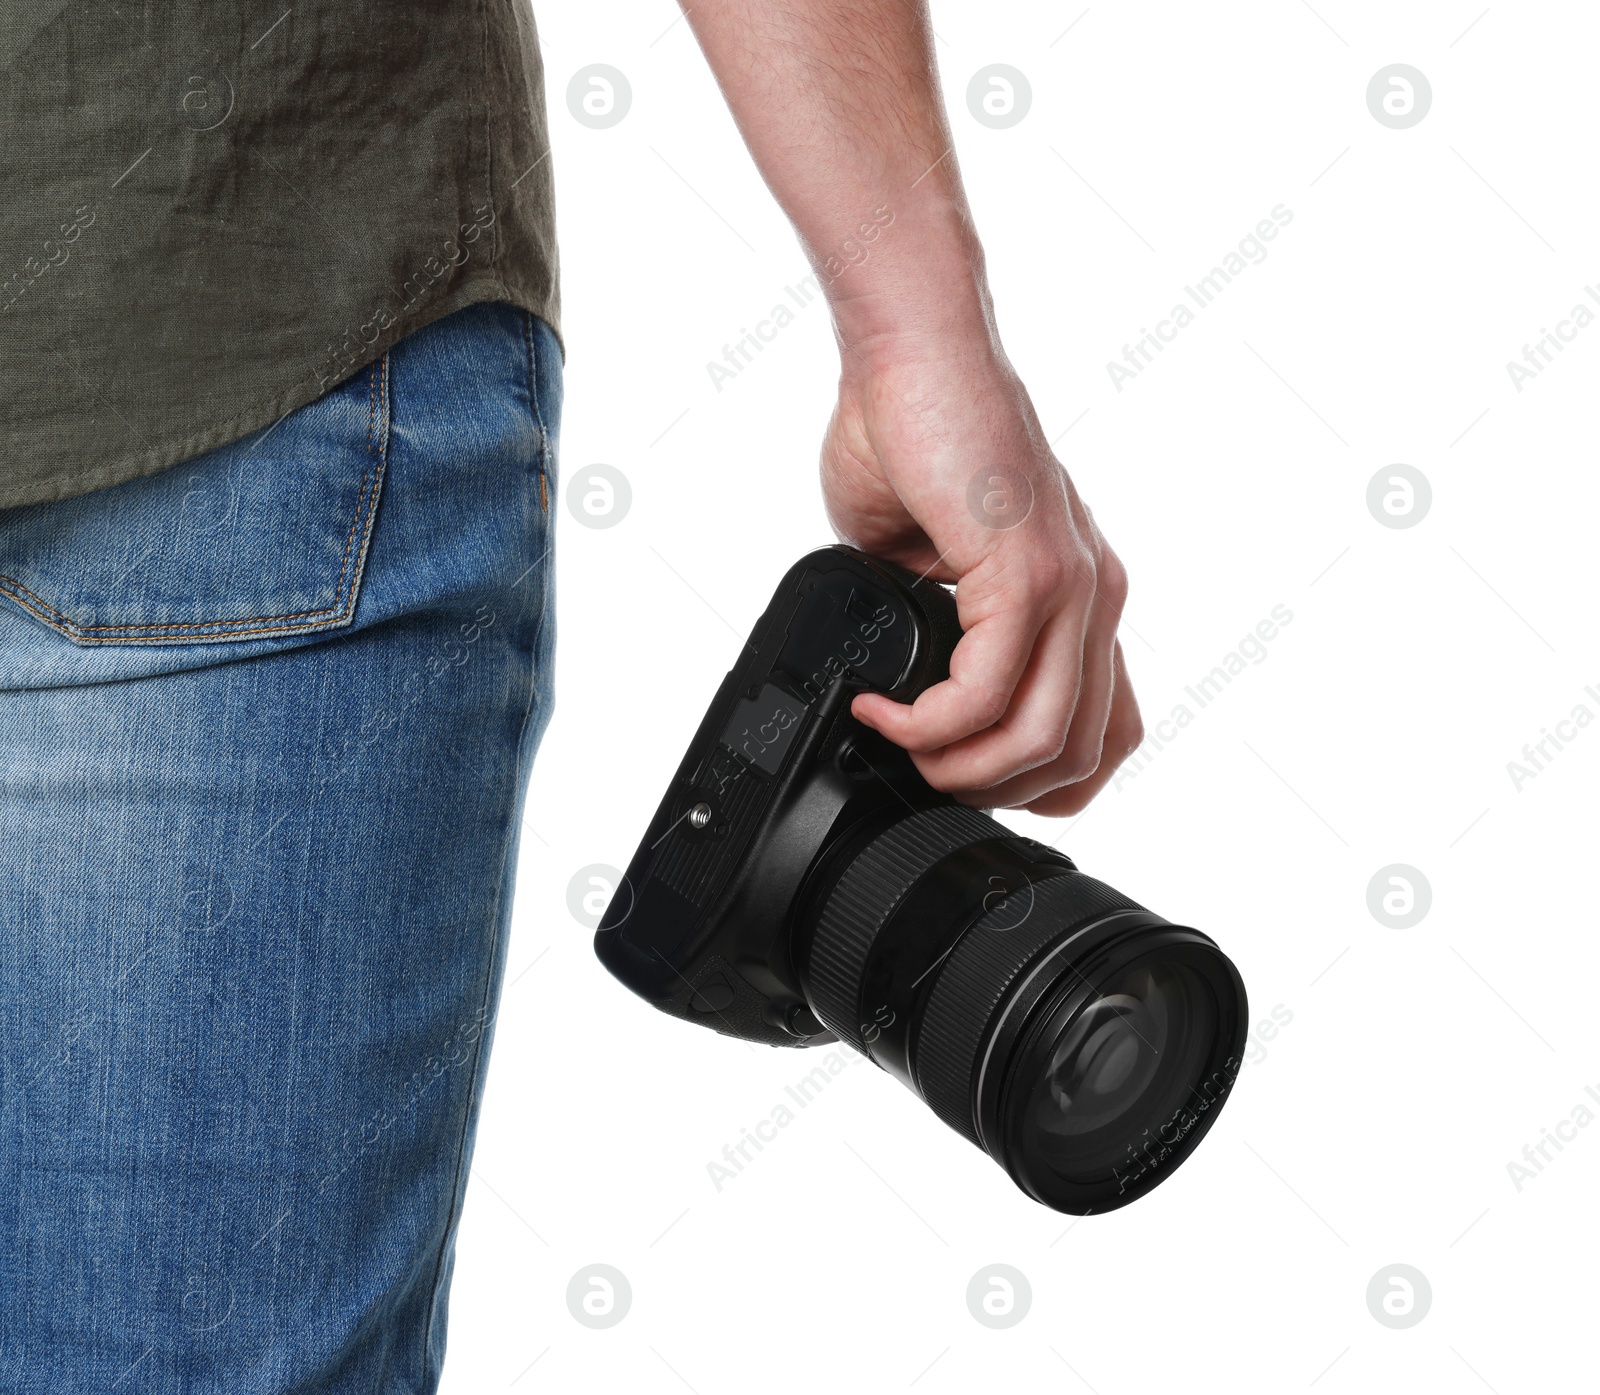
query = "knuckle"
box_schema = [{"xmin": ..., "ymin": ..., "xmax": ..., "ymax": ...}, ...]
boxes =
[
  {"xmin": 1018, "ymin": 723, "xmax": 1068, "ymax": 770},
  {"xmin": 1096, "ymin": 551, "xmax": 1129, "ymax": 611},
  {"xmin": 964, "ymin": 683, "xmax": 1010, "ymax": 729},
  {"xmin": 1040, "ymin": 552, "xmax": 1074, "ymax": 596},
  {"xmin": 1061, "ymin": 750, "xmax": 1101, "ymax": 784},
  {"xmin": 1015, "ymin": 553, "xmax": 1070, "ymax": 607}
]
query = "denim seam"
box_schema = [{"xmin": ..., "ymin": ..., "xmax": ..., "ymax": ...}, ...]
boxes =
[
  {"xmin": 0, "ymin": 354, "xmax": 391, "ymax": 643},
  {"xmin": 419, "ymin": 310, "xmax": 552, "ymax": 1380},
  {"xmin": 523, "ymin": 312, "xmax": 550, "ymax": 510}
]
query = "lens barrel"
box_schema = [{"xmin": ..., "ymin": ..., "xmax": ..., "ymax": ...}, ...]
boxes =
[{"xmin": 800, "ymin": 806, "xmax": 1246, "ymax": 1213}]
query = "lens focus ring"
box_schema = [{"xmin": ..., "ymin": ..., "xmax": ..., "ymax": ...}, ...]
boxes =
[
  {"xmin": 808, "ymin": 804, "xmax": 1002, "ymax": 1051},
  {"xmin": 914, "ymin": 873, "xmax": 1147, "ymax": 1145}
]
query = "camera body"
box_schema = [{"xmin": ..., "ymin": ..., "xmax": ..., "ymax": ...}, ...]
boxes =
[
  {"xmin": 597, "ymin": 546, "xmax": 1247, "ymax": 1213},
  {"xmin": 595, "ymin": 546, "xmax": 986, "ymax": 1047}
]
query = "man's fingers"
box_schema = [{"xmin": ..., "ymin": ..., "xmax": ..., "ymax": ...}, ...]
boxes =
[
  {"xmin": 955, "ymin": 611, "xmax": 1119, "ymax": 808},
  {"xmin": 850, "ymin": 598, "xmax": 1045, "ymax": 753},
  {"xmin": 901, "ymin": 605, "xmax": 1090, "ymax": 792},
  {"xmin": 844, "ymin": 518, "xmax": 1133, "ymax": 815},
  {"xmin": 1015, "ymin": 646, "xmax": 1143, "ymax": 816}
]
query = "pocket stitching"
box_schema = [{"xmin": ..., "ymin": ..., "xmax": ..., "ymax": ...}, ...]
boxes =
[{"xmin": 0, "ymin": 355, "xmax": 391, "ymax": 644}]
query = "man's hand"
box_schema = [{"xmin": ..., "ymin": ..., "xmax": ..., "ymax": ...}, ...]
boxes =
[
  {"xmin": 682, "ymin": 0, "xmax": 1143, "ymax": 812},
  {"xmin": 822, "ymin": 341, "xmax": 1142, "ymax": 813}
]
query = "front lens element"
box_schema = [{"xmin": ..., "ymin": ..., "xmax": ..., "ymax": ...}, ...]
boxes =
[
  {"xmin": 1045, "ymin": 975, "xmax": 1174, "ymax": 1134},
  {"xmin": 1014, "ymin": 958, "xmax": 1224, "ymax": 1201}
]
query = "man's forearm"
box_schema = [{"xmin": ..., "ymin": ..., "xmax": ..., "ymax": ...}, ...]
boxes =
[
  {"xmin": 680, "ymin": 0, "xmax": 998, "ymax": 363},
  {"xmin": 686, "ymin": 0, "xmax": 1141, "ymax": 813}
]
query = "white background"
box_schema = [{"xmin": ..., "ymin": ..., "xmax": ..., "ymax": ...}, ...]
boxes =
[{"xmin": 443, "ymin": 3, "xmax": 1600, "ymax": 1391}]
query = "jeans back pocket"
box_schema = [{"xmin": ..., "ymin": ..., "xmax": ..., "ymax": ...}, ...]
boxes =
[{"xmin": 0, "ymin": 357, "xmax": 389, "ymax": 645}]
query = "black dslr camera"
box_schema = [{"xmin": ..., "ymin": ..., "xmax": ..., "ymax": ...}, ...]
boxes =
[{"xmin": 596, "ymin": 547, "xmax": 1246, "ymax": 1212}]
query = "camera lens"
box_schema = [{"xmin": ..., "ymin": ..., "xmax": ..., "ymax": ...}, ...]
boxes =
[
  {"xmin": 1001, "ymin": 955, "xmax": 1229, "ymax": 1208},
  {"xmin": 801, "ymin": 806, "xmax": 1246, "ymax": 1214}
]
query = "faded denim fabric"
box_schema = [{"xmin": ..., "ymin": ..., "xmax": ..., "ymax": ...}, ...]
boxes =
[{"xmin": 0, "ymin": 301, "xmax": 559, "ymax": 1392}]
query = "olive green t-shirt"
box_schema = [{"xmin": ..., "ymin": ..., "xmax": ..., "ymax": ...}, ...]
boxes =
[{"xmin": 0, "ymin": 1, "xmax": 559, "ymax": 509}]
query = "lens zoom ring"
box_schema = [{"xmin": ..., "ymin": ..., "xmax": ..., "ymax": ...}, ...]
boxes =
[
  {"xmin": 914, "ymin": 873, "xmax": 1146, "ymax": 1145},
  {"xmin": 808, "ymin": 804, "xmax": 1003, "ymax": 1050}
]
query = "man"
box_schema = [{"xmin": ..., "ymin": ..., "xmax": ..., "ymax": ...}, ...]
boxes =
[{"xmin": 0, "ymin": 2, "xmax": 1140, "ymax": 1388}]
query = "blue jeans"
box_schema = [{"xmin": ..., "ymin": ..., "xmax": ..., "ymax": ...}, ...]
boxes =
[{"xmin": 0, "ymin": 303, "xmax": 560, "ymax": 1392}]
